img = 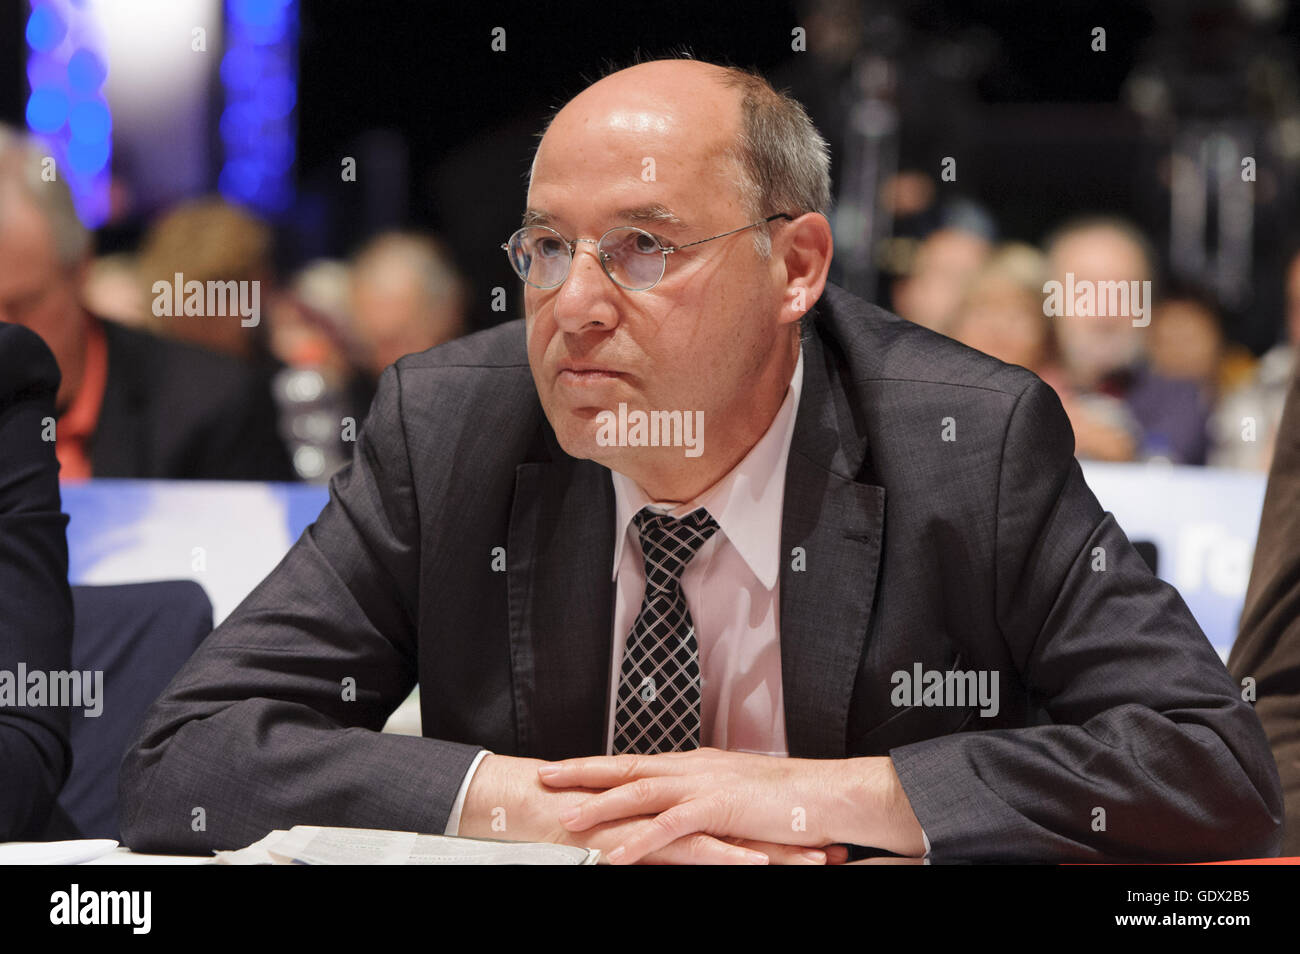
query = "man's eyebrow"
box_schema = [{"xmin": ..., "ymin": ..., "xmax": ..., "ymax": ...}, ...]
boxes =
[
  {"xmin": 520, "ymin": 205, "xmax": 689, "ymax": 230},
  {"xmin": 615, "ymin": 205, "xmax": 689, "ymax": 230}
]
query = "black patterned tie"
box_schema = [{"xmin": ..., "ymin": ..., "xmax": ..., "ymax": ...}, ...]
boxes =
[{"xmin": 613, "ymin": 506, "xmax": 719, "ymax": 754}]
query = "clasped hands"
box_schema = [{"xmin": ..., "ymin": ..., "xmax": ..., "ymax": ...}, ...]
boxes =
[{"xmin": 511, "ymin": 746, "xmax": 925, "ymax": 864}]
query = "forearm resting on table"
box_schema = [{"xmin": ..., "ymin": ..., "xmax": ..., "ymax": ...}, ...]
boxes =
[
  {"xmin": 818, "ymin": 756, "xmax": 927, "ymax": 857},
  {"xmin": 459, "ymin": 753, "xmax": 586, "ymax": 842}
]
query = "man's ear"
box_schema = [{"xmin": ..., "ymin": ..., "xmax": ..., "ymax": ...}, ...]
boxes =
[{"xmin": 779, "ymin": 212, "xmax": 832, "ymax": 324}]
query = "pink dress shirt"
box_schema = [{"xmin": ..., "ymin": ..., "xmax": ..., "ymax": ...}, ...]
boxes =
[{"xmin": 603, "ymin": 347, "xmax": 803, "ymax": 756}]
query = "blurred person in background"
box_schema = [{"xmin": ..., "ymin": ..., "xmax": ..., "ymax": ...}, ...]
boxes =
[
  {"xmin": 136, "ymin": 197, "xmax": 273, "ymax": 363},
  {"xmin": 1147, "ymin": 282, "xmax": 1258, "ymax": 401},
  {"xmin": 890, "ymin": 224, "xmax": 990, "ymax": 336},
  {"xmin": 268, "ymin": 259, "xmax": 359, "ymax": 388},
  {"xmin": 267, "ymin": 259, "xmax": 372, "ymax": 482},
  {"xmin": 350, "ymin": 231, "xmax": 467, "ymax": 385},
  {"xmin": 949, "ymin": 241, "xmax": 1069, "ymax": 394},
  {"xmin": 0, "ymin": 126, "xmax": 293, "ymax": 481},
  {"xmin": 81, "ymin": 252, "xmax": 146, "ymax": 328},
  {"xmin": 1211, "ymin": 246, "xmax": 1300, "ymax": 471},
  {"xmin": 1046, "ymin": 216, "xmax": 1209, "ymax": 465}
]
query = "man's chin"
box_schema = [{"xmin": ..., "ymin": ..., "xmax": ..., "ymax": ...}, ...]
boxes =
[{"xmin": 551, "ymin": 424, "xmax": 619, "ymax": 466}]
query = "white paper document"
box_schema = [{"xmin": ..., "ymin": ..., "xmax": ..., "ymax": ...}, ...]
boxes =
[
  {"xmin": 212, "ymin": 826, "xmax": 599, "ymax": 865},
  {"xmin": 0, "ymin": 839, "xmax": 119, "ymax": 865}
]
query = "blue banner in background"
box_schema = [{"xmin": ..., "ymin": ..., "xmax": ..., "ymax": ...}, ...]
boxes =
[
  {"xmin": 63, "ymin": 479, "xmax": 328, "ymax": 625},
  {"xmin": 1079, "ymin": 463, "xmax": 1265, "ymax": 661},
  {"xmin": 62, "ymin": 464, "xmax": 1266, "ymax": 658}
]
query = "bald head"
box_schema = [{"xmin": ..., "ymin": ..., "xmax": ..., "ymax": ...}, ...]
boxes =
[
  {"xmin": 529, "ymin": 58, "xmax": 830, "ymax": 257},
  {"xmin": 533, "ymin": 59, "xmax": 742, "ymax": 178},
  {"xmin": 530, "ymin": 61, "xmax": 748, "ymax": 237}
]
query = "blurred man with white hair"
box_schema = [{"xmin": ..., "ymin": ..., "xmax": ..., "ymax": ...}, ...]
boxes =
[
  {"xmin": 0, "ymin": 125, "xmax": 293, "ymax": 480},
  {"xmin": 1045, "ymin": 216, "xmax": 1210, "ymax": 464},
  {"xmin": 350, "ymin": 231, "xmax": 466, "ymax": 381}
]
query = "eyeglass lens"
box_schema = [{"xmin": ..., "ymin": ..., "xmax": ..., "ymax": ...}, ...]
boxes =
[{"xmin": 507, "ymin": 226, "xmax": 666, "ymax": 290}]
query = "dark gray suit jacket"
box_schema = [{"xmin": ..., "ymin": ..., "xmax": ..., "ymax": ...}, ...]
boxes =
[
  {"xmin": 93, "ymin": 319, "xmax": 295, "ymax": 481},
  {"xmin": 0, "ymin": 323, "xmax": 73, "ymax": 840},
  {"xmin": 118, "ymin": 283, "xmax": 1283, "ymax": 861}
]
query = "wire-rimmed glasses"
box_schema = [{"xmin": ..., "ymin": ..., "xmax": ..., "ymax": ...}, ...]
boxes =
[{"xmin": 502, "ymin": 213, "xmax": 793, "ymax": 291}]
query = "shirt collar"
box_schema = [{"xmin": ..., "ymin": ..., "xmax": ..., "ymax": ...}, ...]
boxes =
[
  {"xmin": 59, "ymin": 311, "xmax": 108, "ymax": 442},
  {"xmin": 610, "ymin": 344, "xmax": 804, "ymax": 590}
]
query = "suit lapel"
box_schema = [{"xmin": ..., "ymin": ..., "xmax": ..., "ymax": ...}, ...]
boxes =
[
  {"xmin": 780, "ymin": 323, "xmax": 886, "ymax": 758},
  {"xmin": 506, "ymin": 436, "xmax": 615, "ymax": 760}
]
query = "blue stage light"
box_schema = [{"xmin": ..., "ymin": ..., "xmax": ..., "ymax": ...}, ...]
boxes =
[
  {"xmin": 67, "ymin": 134, "xmax": 110, "ymax": 174},
  {"xmin": 220, "ymin": 47, "xmax": 259, "ymax": 91},
  {"xmin": 232, "ymin": 0, "xmax": 289, "ymax": 45},
  {"xmin": 260, "ymin": 76, "xmax": 295, "ymax": 119},
  {"xmin": 67, "ymin": 48, "xmax": 106, "ymax": 93},
  {"xmin": 221, "ymin": 0, "xmax": 298, "ymax": 214},
  {"xmin": 24, "ymin": 1, "xmax": 112, "ymax": 228},
  {"xmin": 69, "ymin": 99, "xmax": 110, "ymax": 142},
  {"xmin": 26, "ymin": 86, "xmax": 68, "ymax": 133},
  {"xmin": 26, "ymin": 5, "xmax": 67, "ymax": 53}
]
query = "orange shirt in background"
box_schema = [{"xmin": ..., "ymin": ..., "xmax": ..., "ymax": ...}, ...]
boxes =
[{"xmin": 55, "ymin": 313, "xmax": 108, "ymax": 481}]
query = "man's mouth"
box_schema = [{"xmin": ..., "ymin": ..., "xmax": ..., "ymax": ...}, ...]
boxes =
[
  {"xmin": 557, "ymin": 362, "xmax": 625, "ymax": 385},
  {"xmin": 560, "ymin": 369, "xmax": 622, "ymax": 380}
]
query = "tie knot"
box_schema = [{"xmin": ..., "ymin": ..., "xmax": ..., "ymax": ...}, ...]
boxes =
[{"xmin": 633, "ymin": 506, "xmax": 718, "ymax": 592}]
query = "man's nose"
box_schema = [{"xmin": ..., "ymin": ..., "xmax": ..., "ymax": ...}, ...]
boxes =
[{"xmin": 551, "ymin": 242, "xmax": 619, "ymax": 334}]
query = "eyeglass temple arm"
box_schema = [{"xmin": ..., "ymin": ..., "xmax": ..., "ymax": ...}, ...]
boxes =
[{"xmin": 668, "ymin": 213, "xmax": 794, "ymax": 252}]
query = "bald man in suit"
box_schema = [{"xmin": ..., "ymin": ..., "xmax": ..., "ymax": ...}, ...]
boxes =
[{"xmin": 121, "ymin": 58, "xmax": 1281, "ymax": 863}]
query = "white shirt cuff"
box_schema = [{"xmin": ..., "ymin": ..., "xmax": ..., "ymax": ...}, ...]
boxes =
[
  {"xmin": 443, "ymin": 749, "xmax": 492, "ymax": 836},
  {"xmin": 922, "ymin": 827, "xmax": 931, "ymax": 862}
]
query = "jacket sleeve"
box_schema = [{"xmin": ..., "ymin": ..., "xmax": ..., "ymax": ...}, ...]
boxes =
[
  {"xmin": 118, "ymin": 364, "xmax": 484, "ymax": 853},
  {"xmin": 1228, "ymin": 361, "xmax": 1300, "ymax": 855},
  {"xmin": 0, "ymin": 323, "xmax": 73, "ymax": 840},
  {"xmin": 889, "ymin": 376, "xmax": 1284, "ymax": 862}
]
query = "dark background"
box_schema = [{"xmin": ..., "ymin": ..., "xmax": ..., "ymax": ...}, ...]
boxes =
[{"xmin": 3, "ymin": 0, "xmax": 1298, "ymax": 347}]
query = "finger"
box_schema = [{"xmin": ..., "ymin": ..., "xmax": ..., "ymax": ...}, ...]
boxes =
[
  {"xmin": 637, "ymin": 836, "xmax": 825, "ymax": 866},
  {"xmin": 824, "ymin": 844, "xmax": 851, "ymax": 865},
  {"xmin": 639, "ymin": 832, "xmax": 768, "ymax": 866},
  {"xmin": 538, "ymin": 750, "xmax": 709, "ymax": 788},
  {"xmin": 729, "ymin": 838, "xmax": 828, "ymax": 865},
  {"xmin": 606, "ymin": 801, "xmax": 715, "ymax": 864},
  {"xmin": 558, "ymin": 776, "xmax": 688, "ymax": 831}
]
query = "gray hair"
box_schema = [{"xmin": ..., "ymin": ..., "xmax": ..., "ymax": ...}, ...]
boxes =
[
  {"xmin": 0, "ymin": 124, "xmax": 92, "ymax": 266},
  {"xmin": 1043, "ymin": 214, "xmax": 1159, "ymax": 287},
  {"xmin": 715, "ymin": 65, "xmax": 832, "ymax": 257}
]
